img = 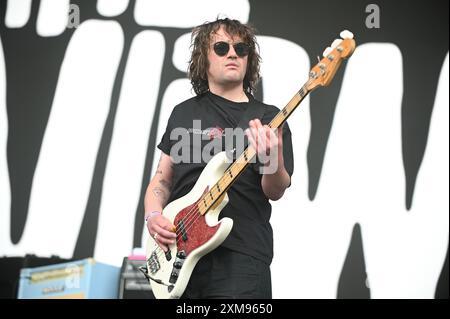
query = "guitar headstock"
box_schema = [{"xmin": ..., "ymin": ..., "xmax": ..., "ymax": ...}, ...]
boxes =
[{"xmin": 305, "ymin": 30, "xmax": 356, "ymax": 91}]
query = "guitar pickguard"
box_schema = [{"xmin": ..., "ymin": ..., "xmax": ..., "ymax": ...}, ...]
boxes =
[{"xmin": 173, "ymin": 187, "xmax": 220, "ymax": 256}]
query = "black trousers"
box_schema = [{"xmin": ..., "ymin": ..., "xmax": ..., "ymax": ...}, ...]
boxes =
[{"xmin": 181, "ymin": 246, "xmax": 272, "ymax": 299}]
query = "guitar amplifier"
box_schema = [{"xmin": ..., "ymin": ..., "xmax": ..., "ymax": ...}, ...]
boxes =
[
  {"xmin": 0, "ymin": 254, "xmax": 70, "ymax": 298},
  {"xmin": 119, "ymin": 256, "xmax": 154, "ymax": 299},
  {"xmin": 18, "ymin": 258, "xmax": 120, "ymax": 299}
]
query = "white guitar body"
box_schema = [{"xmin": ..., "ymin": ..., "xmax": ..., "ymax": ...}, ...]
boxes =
[{"xmin": 145, "ymin": 151, "xmax": 233, "ymax": 299}]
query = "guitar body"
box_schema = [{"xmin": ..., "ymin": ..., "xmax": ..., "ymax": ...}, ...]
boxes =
[{"xmin": 145, "ymin": 151, "xmax": 233, "ymax": 299}]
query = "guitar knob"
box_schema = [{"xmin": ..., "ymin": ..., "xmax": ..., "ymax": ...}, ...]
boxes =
[
  {"xmin": 323, "ymin": 47, "xmax": 333, "ymax": 57},
  {"xmin": 174, "ymin": 261, "xmax": 182, "ymax": 269},
  {"xmin": 331, "ymin": 39, "xmax": 342, "ymax": 49},
  {"xmin": 340, "ymin": 30, "xmax": 354, "ymax": 39},
  {"xmin": 169, "ymin": 271, "xmax": 178, "ymax": 284}
]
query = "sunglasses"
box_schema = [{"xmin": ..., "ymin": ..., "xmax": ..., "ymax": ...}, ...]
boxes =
[{"xmin": 213, "ymin": 41, "xmax": 250, "ymax": 57}]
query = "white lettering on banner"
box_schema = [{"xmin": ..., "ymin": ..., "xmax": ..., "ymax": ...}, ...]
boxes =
[
  {"xmin": 0, "ymin": 20, "xmax": 124, "ymax": 259},
  {"xmin": 36, "ymin": 0, "xmax": 70, "ymax": 37},
  {"xmin": 97, "ymin": 0, "xmax": 130, "ymax": 18},
  {"xmin": 5, "ymin": 0, "xmax": 32, "ymax": 29},
  {"xmin": 0, "ymin": 21, "xmax": 11, "ymax": 258},
  {"xmin": 93, "ymin": 31, "xmax": 165, "ymax": 266},
  {"xmin": 134, "ymin": 0, "xmax": 250, "ymax": 28}
]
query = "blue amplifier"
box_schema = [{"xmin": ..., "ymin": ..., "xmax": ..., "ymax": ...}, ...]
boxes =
[{"xmin": 18, "ymin": 258, "xmax": 120, "ymax": 299}]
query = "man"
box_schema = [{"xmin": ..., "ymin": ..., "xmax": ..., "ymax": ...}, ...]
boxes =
[{"xmin": 144, "ymin": 18, "xmax": 294, "ymax": 298}]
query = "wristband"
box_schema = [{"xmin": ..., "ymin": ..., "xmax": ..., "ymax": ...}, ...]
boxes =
[{"xmin": 145, "ymin": 211, "xmax": 161, "ymax": 222}]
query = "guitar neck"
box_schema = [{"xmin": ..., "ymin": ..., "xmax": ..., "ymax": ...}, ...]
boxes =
[{"xmin": 197, "ymin": 82, "xmax": 311, "ymax": 215}]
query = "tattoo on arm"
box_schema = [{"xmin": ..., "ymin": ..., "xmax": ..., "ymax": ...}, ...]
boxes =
[
  {"xmin": 152, "ymin": 187, "xmax": 168, "ymax": 202},
  {"xmin": 152, "ymin": 179, "xmax": 172, "ymax": 203}
]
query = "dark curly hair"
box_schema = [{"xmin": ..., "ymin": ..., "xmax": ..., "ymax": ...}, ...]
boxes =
[{"xmin": 188, "ymin": 18, "xmax": 261, "ymax": 96}]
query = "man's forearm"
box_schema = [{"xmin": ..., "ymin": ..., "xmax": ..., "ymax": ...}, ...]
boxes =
[
  {"xmin": 261, "ymin": 153, "xmax": 290, "ymax": 201},
  {"xmin": 144, "ymin": 177, "xmax": 172, "ymax": 216}
]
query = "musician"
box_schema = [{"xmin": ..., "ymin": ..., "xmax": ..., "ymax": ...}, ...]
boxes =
[{"xmin": 144, "ymin": 18, "xmax": 294, "ymax": 298}]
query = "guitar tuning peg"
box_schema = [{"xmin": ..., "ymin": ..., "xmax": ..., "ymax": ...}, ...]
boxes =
[
  {"xmin": 323, "ymin": 47, "xmax": 333, "ymax": 57},
  {"xmin": 340, "ymin": 30, "xmax": 354, "ymax": 39},
  {"xmin": 331, "ymin": 39, "xmax": 342, "ymax": 49}
]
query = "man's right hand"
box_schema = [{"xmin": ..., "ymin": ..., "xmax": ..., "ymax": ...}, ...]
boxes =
[{"xmin": 147, "ymin": 214, "xmax": 177, "ymax": 252}]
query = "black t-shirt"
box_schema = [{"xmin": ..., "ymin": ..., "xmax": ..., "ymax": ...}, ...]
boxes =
[{"xmin": 157, "ymin": 91, "xmax": 294, "ymax": 264}]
